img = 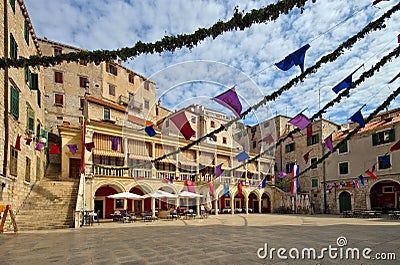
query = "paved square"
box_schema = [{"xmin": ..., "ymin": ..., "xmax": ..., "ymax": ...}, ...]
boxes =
[{"xmin": 0, "ymin": 214, "xmax": 399, "ymax": 265}]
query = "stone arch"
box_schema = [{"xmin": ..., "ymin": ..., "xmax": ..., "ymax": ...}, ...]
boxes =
[
  {"xmin": 93, "ymin": 180, "xmax": 125, "ymax": 194},
  {"xmin": 368, "ymin": 179, "xmax": 400, "ymax": 212},
  {"xmin": 261, "ymin": 191, "xmax": 272, "ymax": 213}
]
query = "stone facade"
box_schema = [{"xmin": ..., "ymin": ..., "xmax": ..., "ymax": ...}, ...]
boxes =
[{"xmin": 0, "ymin": 0, "xmax": 46, "ymax": 211}]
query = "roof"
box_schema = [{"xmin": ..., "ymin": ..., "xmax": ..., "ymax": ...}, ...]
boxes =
[{"xmin": 19, "ymin": 0, "xmax": 42, "ymax": 55}]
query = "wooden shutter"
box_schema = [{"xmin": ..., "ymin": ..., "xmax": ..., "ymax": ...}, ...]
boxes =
[
  {"xmin": 30, "ymin": 73, "xmax": 38, "ymax": 90},
  {"xmin": 389, "ymin": 129, "xmax": 395, "ymax": 142},
  {"xmin": 10, "ymin": 86, "xmax": 19, "ymax": 119},
  {"xmin": 372, "ymin": 133, "xmax": 379, "ymax": 146}
]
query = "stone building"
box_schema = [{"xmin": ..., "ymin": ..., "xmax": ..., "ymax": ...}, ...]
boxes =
[
  {"xmin": 0, "ymin": 0, "xmax": 46, "ymax": 210},
  {"xmin": 325, "ymin": 108, "xmax": 400, "ymax": 214}
]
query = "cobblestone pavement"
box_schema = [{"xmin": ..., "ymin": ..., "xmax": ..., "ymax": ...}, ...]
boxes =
[{"xmin": 1, "ymin": 214, "xmax": 399, "ymax": 265}]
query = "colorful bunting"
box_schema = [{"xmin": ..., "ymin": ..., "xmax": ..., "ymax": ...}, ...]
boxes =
[
  {"xmin": 15, "ymin": 134, "xmax": 21, "ymax": 151},
  {"xmin": 307, "ymin": 124, "xmax": 313, "ymax": 138},
  {"xmin": 262, "ymin": 177, "xmax": 267, "ymax": 188},
  {"xmin": 290, "ymin": 164, "xmax": 299, "ymax": 194},
  {"xmin": 208, "ymin": 181, "xmax": 214, "ymax": 197},
  {"xmin": 169, "ymin": 175, "xmax": 174, "ymax": 184},
  {"xmin": 186, "ymin": 180, "xmax": 195, "ymax": 193},
  {"xmin": 289, "ymin": 113, "xmax": 311, "ymax": 130},
  {"xmin": 216, "ymin": 163, "xmax": 223, "ymax": 178},
  {"xmin": 346, "ymin": 181, "xmax": 351, "ymax": 188},
  {"xmin": 170, "ymin": 112, "xmax": 196, "ymax": 140},
  {"xmin": 388, "ymin": 72, "xmax": 400, "ymax": 84},
  {"xmin": 67, "ymin": 144, "xmax": 78, "ymax": 155},
  {"xmin": 303, "ymin": 151, "xmax": 311, "ymax": 163},
  {"xmin": 353, "ymin": 179, "xmax": 359, "ymax": 189},
  {"xmin": 85, "ymin": 142, "xmax": 95, "ymax": 152},
  {"xmin": 145, "ymin": 125, "xmax": 157, "ymax": 137},
  {"xmin": 212, "ymin": 87, "xmax": 243, "ymax": 118},
  {"xmin": 390, "ymin": 140, "xmax": 400, "ymax": 152},
  {"xmin": 359, "ymin": 175, "xmax": 365, "ymax": 185},
  {"xmin": 324, "ymin": 134, "xmax": 334, "ymax": 153},
  {"xmin": 236, "ymin": 151, "xmax": 249, "ymax": 162},
  {"xmin": 365, "ymin": 169, "xmax": 377, "ymax": 180},
  {"xmin": 371, "ymin": 163, "xmax": 377, "ymax": 173},
  {"xmin": 35, "ymin": 142, "xmax": 45, "ymax": 151},
  {"xmin": 349, "ymin": 105, "xmax": 366, "ymax": 128},
  {"xmin": 110, "ymin": 137, "xmax": 119, "ymax": 151},
  {"xmin": 275, "ymin": 44, "xmax": 311, "ymax": 73},
  {"xmin": 24, "ymin": 137, "xmax": 32, "ymax": 145},
  {"xmin": 224, "ymin": 183, "xmax": 229, "ymax": 197},
  {"xmin": 49, "ymin": 144, "xmax": 60, "ymax": 154}
]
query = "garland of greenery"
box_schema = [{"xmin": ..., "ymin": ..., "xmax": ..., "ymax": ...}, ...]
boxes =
[{"xmin": 0, "ymin": 0, "xmax": 316, "ymax": 69}]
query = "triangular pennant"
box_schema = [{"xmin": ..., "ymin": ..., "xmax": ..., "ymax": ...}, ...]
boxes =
[
  {"xmin": 324, "ymin": 134, "xmax": 334, "ymax": 153},
  {"xmin": 279, "ymin": 171, "xmax": 287, "ymax": 178},
  {"xmin": 261, "ymin": 177, "xmax": 267, "ymax": 188},
  {"xmin": 303, "ymin": 151, "xmax": 310, "ymax": 163},
  {"xmin": 24, "ymin": 137, "xmax": 32, "ymax": 145},
  {"xmin": 358, "ymin": 175, "xmax": 365, "ymax": 185},
  {"xmin": 275, "ymin": 44, "xmax": 311, "ymax": 73},
  {"xmin": 365, "ymin": 169, "xmax": 377, "ymax": 180},
  {"xmin": 212, "ymin": 87, "xmax": 243, "ymax": 118},
  {"xmin": 349, "ymin": 105, "xmax": 366, "ymax": 128},
  {"xmin": 15, "ymin": 134, "xmax": 21, "ymax": 151},
  {"xmin": 85, "ymin": 142, "xmax": 95, "ymax": 152},
  {"xmin": 289, "ymin": 113, "xmax": 311, "ymax": 130},
  {"xmin": 332, "ymin": 74, "xmax": 353, "ymax": 94},
  {"xmin": 353, "ymin": 179, "xmax": 359, "ymax": 189},
  {"xmin": 169, "ymin": 175, "xmax": 174, "ymax": 184},
  {"xmin": 144, "ymin": 125, "xmax": 157, "ymax": 137},
  {"xmin": 170, "ymin": 112, "xmax": 196, "ymax": 140},
  {"xmin": 216, "ymin": 163, "xmax": 223, "ymax": 178},
  {"xmin": 185, "ymin": 180, "xmax": 195, "ymax": 193},
  {"xmin": 49, "ymin": 144, "xmax": 60, "ymax": 154},
  {"xmin": 67, "ymin": 144, "xmax": 78, "ymax": 155},
  {"xmin": 371, "ymin": 163, "xmax": 377, "ymax": 173}
]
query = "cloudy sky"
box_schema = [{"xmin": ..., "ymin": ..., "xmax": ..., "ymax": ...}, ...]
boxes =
[{"xmin": 24, "ymin": 0, "xmax": 400, "ymax": 126}]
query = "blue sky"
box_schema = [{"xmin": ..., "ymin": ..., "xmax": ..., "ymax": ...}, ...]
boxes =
[{"xmin": 24, "ymin": 0, "xmax": 400, "ymax": 126}]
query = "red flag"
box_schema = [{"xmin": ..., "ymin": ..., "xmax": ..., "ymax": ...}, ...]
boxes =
[
  {"xmin": 85, "ymin": 142, "xmax": 95, "ymax": 152},
  {"xmin": 49, "ymin": 144, "xmax": 60, "ymax": 154},
  {"xmin": 346, "ymin": 181, "xmax": 351, "ymax": 188},
  {"xmin": 390, "ymin": 140, "xmax": 400, "ymax": 152},
  {"xmin": 185, "ymin": 180, "xmax": 195, "ymax": 193},
  {"xmin": 303, "ymin": 151, "xmax": 310, "ymax": 163},
  {"xmin": 15, "ymin": 134, "xmax": 21, "ymax": 151},
  {"xmin": 24, "ymin": 137, "xmax": 32, "ymax": 145},
  {"xmin": 208, "ymin": 181, "xmax": 214, "ymax": 197},
  {"xmin": 238, "ymin": 182, "xmax": 243, "ymax": 197},
  {"xmin": 307, "ymin": 124, "xmax": 312, "ymax": 138},
  {"xmin": 365, "ymin": 169, "xmax": 377, "ymax": 180},
  {"xmin": 170, "ymin": 112, "xmax": 195, "ymax": 140}
]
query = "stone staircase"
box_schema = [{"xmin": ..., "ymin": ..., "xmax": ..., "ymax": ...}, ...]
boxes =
[{"xmin": 15, "ymin": 178, "xmax": 79, "ymax": 230}]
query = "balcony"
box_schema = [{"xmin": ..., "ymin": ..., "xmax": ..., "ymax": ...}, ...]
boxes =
[{"xmin": 118, "ymin": 95, "xmax": 143, "ymax": 111}]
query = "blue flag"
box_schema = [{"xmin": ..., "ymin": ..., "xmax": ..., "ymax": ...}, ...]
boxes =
[
  {"xmin": 236, "ymin": 151, "xmax": 250, "ymax": 162},
  {"xmin": 261, "ymin": 178, "xmax": 267, "ymax": 188},
  {"xmin": 349, "ymin": 106, "xmax": 365, "ymax": 128},
  {"xmin": 224, "ymin": 183, "xmax": 229, "ymax": 197},
  {"xmin": 332, "ymin": 75, "xmax": 353, "ymax": 94},
  {"xmin": 145, "ymin": 125, "xmax": 156, "ymax": 137},
  {"xmin": 275, "ymin": 44, "xmax": 311, "ymax": 73},
  {"xmin": 358, "ymin": 175, "xmax": 365, "ymax": 185}
]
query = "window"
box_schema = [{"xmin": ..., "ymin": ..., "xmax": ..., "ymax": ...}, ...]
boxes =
[
  {"xmin": 37, "ymin": 89, "xmax": 41, "ymax": 108},
  {"xmin": 104, "ymin": 108, "xmax": 110, "ymax": 120},
  {"xmin": 10, "ymin": 86, "xmax": 19, "ymax": 119},
  {"xmin": 10, "ymin": 146, "xmax": 18, "ymax": 176},
  {"xmin": 311, "ymin": 179, "xmax": 318, "ymax": 188},
  {"xmin": 144, "ymin": 100, "xmax": 149, "ymax": 109},
  {"xmin": 252, "ymin": 141, "xmax": 256, "ymax": 148},
  {"xmin": 54, "ymin": 94, "xmax": 64, "ymax": 106},
  {"xmin": 54, "ymin": 71, "xmax": 63, "ymax": 83},
  {"xmin": 10, "ymin": 0, "xmax": 15, "ymax": 12},
  {"xmin": 54, "ymin": 47, "xmax": 62, "ymax": 55},
  {"xmin": 79, "ymin": 60, "xmax": 87, "ymax": 66},
  {"xmin": 210, "ymin": 121, "xmax": 215, "ymax": 128},
  {"xmin": 378, "ymin": 154, "xmax": 391, "ymax": 170},
  {"xmin": 307, "ymin": 134, "xmax": 319, "ymax": 146},
  {"xmin": 224, "ymin": 198, "xmax": 230, "ymax": 207},
  {"xmin": 286, "ymin": 162, "xmax": 294, "ymax": 173},
  {"xmin": 79, "ymin": 98, "xmax": 85, "ymax": 109},
  {"xmin": 144, "ymin": 81, "xmax": 149, "ymax": 90},
  {"xmin": 25, "ymin": 157, "xmax": 31, "ymax": 183},
  {"xmin": 26, "ymin": 107, "xmax": 35, "ymax": 132},
  {"xmin": 211, "ymin": 135, "xmax": 217, "ymax": 142},
  {"xmin": 115, "ymin": 199, "xmax": 124, "ymax": 209},
  {"xmin": 339, "ymin": 162, "xmax": 349, "ymax": 175},
  {"xmin": 128, "ymin": 73, "xmax": 135, "ymax": 84},
  {"xmin": 107, "ymin": 63, "xmax": 117, "ymax": 75},
  {"xmin": 310, "ymin": 157, "xmax": 318, "ymax": 169},
  {"xmin": 285, "ymin": 142, "xmax": 295, "ymax": 153},
  {"xmin": 29, "ymin": 73, "xmax": 38, "ymax": 90},
  {"xmin": 191, "ymin": 116, "xmax": 196, "ymax": 124},
  {"xmin": 24, "ymin": 20, "xmax": 29, "ymax": 45},
  {"xmin": 223, "ymin": 137, "xmax": 227, "ymax": 144},
  {"xmin": 383, "ymin": 186, "xmax": 394, "ymax": 193},
  {"xmin": 338, "ymin": 140, "xmax": 348, "ymax": 154},
  {"xmin": 108, "ymin": 84, "xmax": 115, "ymax": 96},
  {"xmin": 79, "ymin": 76, "xmax": 88, "ymax": 88},
  {"xmin": 165, "ymin": 120, "xmax": 169, "ymax": 127},
  {"xmin": 10, "ymin": 34, "xmax": 17, "ymax": 59},
  {"xmin": 372, "ymin": 129, "xmax": 395, "ymax": 146}
]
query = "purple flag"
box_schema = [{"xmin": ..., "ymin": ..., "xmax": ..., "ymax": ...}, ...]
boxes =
[
  {"xmin": 353, "ymin": 179, "xmax": 359, "ymax": 189},
  {"xmin": 35, "ymin": 142, "xmax": 45, "ymax": 151},
  {"xmin": 279, "ymin": 171, "xmax": 287, "ymax": 178},
  {"xmin": 212, "ymin": 87, "xmax": 242, "ymax": 118},
  {"xmin": 111, "ymin": 137, "xmax": 118, "ymax": 151},
  {"xmin": 236, "ymin": 151, "xmax": 249, "ymax": 162},
  {"xmin": 67, "ymin": 144, "xmax": 78, "ymax": 155},
  {"xmin": 289, "ymin": 113, "xmax": 311, "ymax": 130},
  {"xmin": 275, "ymin": 44, "xmax": 311, "ymax": 73},
  {"xmin": 350, "ymin": 106, "xmax": 365, "ymax": 128},
  {"xmin": 371, "ymin": 163, "xmax": 376, "ymax": 173},
  {"xmin": 324, "ymin": 134, "xmax": 334, "ymax": 153},
  {"xmin": 216, "ymin": 163, "xmax": 223, "ymax": 178}
]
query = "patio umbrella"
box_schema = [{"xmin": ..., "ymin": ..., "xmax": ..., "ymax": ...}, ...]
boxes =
[
  {"xmin": 144, "ymin": 190, "xmax": 178, "ymax": 198},
  {"xmin": 107, "ymin": 192, "xmax": 144, "ymax": 199},
  {"xmin": 179, "ymin": 191, "xmax": 204, "ymax": 198}
]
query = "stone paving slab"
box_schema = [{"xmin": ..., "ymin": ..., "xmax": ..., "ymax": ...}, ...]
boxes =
[{"xmin": 1, "ymin": 214, "xmax": 399, "ymax": 264}]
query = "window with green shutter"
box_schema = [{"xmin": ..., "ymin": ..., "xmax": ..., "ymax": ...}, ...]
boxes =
[
  {"xmin": 307, "ymin": 134, "xmax": 319, "ymax": 146},
  {"xmin": 26, "ymin": 107, "xmax": 35, "ymax": 132},
  {"xmin": 24, "ymin": 20, "xmax": 29, "ymax": 45},
  {"xmin": 10, "ymin": 33, "xmax": 18, "ymax": 59},
  {"xmin": 25, "ymin": 66, "xmax": 31, "ymax": 83},
  {"xmin": 311, "ymin": 179, "xmax": 319, "ymax": 188},
  {"xmin": 37, "ymin": 89, "xmax": 41, "ymax": 108},
  {"xmin": 30, "ymin": 73, "xmax": 39, "ymax": 90},
  {"xmin": 338, "ymin": 140, "xmax": 348, "ymax": 154},
  {"xmin": 372, "ymin": 129, "xmax": 395, "ymax": 146},
  {"xmin": 10, "ymin": 86, "xmax": 19, "ymax": 119},
  {"xmin": 10, "ymin": 0, "xmax": 15, "ymax": 13}
]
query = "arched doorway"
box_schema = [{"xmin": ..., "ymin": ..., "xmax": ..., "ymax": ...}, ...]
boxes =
[
  {"xmin": 261, "ymin": 193, "xmax": 271, "ymax": 213},
  {"xmin": 128, "ymin": 187, "xmax": 145, "ymax": 214},
  {"xmin": 95, "ymin": 186, "xmax": 119, "ymax": 219},
  {"xmin": 370, "ymin": 180, "xmax": 400, "ymax": 212},
  {"xmin": 248, "ymin": 193, "xmax": 257, "ymax": 213},
  {"xmin": 339, "ymin": 192, "xmax": 351, "ymax": 213}
]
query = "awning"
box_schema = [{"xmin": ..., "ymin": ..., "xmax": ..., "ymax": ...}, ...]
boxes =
[{"xmin": 93, "ymin": 149, "xmax": 124, "ymax": 158}]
